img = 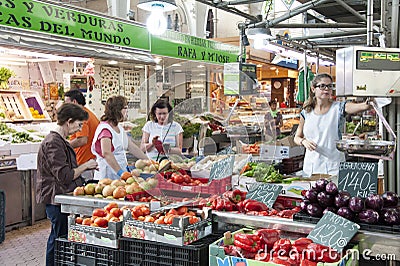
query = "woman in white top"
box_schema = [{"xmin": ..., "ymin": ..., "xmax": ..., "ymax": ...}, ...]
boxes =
[
  {"xmin": 141, "ymin": 99, "xmax": 183, "ymax": 161},
  {"xmin": 91, "ymin": 96, "xmax": 147, "ymax": 180},
  {"xmin": 294, "ymin": 73, "xmax": 372, "ymax": 177}
]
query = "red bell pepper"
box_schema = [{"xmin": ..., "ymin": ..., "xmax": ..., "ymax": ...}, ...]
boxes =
[
  {"xmin": 224, "ymin": 245, "xmax": 240, "ymax": 257},
  {"xmin": 304, "ymin": 243, "xmax": 340, "ymax": 262},
  {"xmin": 222, "ymin": 198, "xmax": 234, "ymax": 211},
  {"xmin": 272, "ymin": 238, "xmax": 292, "ymax": 256},
  {"xmin": 254, "ymin": 252, "xmax": 270, "ymax": 262},
  {"xmin": 244, "ymin": 200, "xmax": 269, "ymax": 212},
  {"xmin": 271, "ymin": 256, "xmax": 297, "ymax": 266},
  {"xmin": 300, "ymin": 258, "xmax": 318, "ymax": 266},
  {"xmin": 215, "ymin": 197, "xmax": 225, "ymax": 211},
  {"xmin": 233, "ymin": 239, "xmax": 260, "ymax": 253},
  {"xmin": 256, "ymin": 229, "xmax": 280, "ymax": 250}
]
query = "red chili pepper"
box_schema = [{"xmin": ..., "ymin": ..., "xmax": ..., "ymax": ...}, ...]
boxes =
[{"xmin": 244, "ymin": 200, "xmax": 269, "ymax": 212}]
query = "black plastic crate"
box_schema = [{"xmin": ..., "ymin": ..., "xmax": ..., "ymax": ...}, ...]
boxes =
[
  {"xmin": 54, "ymin": 238, "xmax": 121, "ymax": 266},
  {"xmin": 0, "ymin": 190, "xmax": 4, "ymax": 244},
  {"xmin": 120, "ymin": 233, "xmax": 222, "ymax": 266},
  {"xmin": 294, "ymin": 211, "xmax": 400, "ymax": 234}
]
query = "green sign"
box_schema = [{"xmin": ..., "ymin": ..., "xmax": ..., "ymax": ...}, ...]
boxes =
[
  {"xmin": 308, "ymin": 211, "xmax": 359, "ymax": 252},
  {"xmin": 246, "ymin": 183, "xmax": 283, "ymax": 208},
  {"xmin": 338, "ymin": 162, "xmax": 378, "ymax": 198},
  {"xmin": 0, "ymin": 0, "xmax": 150, "ymax": 50},
  {"xmin": 151, "ymin": 31, "xmax": 239, "ymax": 64}
]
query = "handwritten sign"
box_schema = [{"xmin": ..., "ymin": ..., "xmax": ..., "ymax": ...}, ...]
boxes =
[
  {"xmin": 308, "ymin": 211, "xmax": 359, "ymax": 252},
  {"xmin": 246, "ymin": 183, "xmax": 283, "ymax": 208},
  {"xmin": 209, "ymin": 156, "xmax": 235, "ymax": 182},
  {"xmin": 338, "ymin": 162, "xmax": 378, "ymax": 198}
]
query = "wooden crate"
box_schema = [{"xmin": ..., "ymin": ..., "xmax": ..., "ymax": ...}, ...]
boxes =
[
  {"xmin": 0, "ymin": 91, "xmax": 32, "ymax": 122},
  {"xmin": 21, "ymin": 91, "xmax": 51, "ymax": 122}
]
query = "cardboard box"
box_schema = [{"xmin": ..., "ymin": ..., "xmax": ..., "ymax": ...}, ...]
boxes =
[
  {"xmin": 67, "ymin": 215, "xmax": 122, "ymax": 248},
  {"xmin": 209, "ymin": 229, "xmax": 358, "ymax": 266},
  {"xmin": 276, "ymin": 135, "xmax": 298, "ymax": 147},
  {"xmin": 260, "ymin": 145, "xmax": 305, "ymax": 160},
  {"xmin": 237, "ymin": 177, "xmax": 310, "ymax": 199},
  {"xmin": 122, "ymin": 209, "xmax": 212, "ymax": 246}
]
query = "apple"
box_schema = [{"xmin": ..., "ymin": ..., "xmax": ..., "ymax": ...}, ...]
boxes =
[
  {"xmin": 94, "ymin": 183, "xmax": 105, "ymax": 194},
  {"xmin": 84, "ymin": 183, "xmax": 95, "ymax": 195},
  {"xmin": 73, "ymin": 186, "xmax": 85, "ymax": 196}
]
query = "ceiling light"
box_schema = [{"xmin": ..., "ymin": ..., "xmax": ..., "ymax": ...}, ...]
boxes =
[
  {"xmin": 197, "ymin": 65, "xmax": 205, "ymax": 68},
  {"xmin": 135, "ymin": 65, "xmax": 145, "ymax": 69},
  {"xmin": 247, "ymin": 27, "xmax": 273, "ymax": 40},
  {"xmin": 171, "ymin": 63, "xmax": 181, "ymax": 67},
  {"xmin": 138, "ymin": 0, "xmax": 177, "ymax": 35},
  {"xmin": 108, "ymin": 60, "xmax": 118, "ymax": 65}
]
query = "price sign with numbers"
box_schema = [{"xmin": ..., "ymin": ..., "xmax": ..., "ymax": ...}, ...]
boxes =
[
  {"xmin": 209, "ymin": 156, "xmax": 235, "ymax": 182},
  {"xmin": 246, "ymin": 183, "xmax": 282, "ymax": 208},
  {"xmin": 338, "ymin": 162, "xmax": 378, "ymax": 198},
  {"xmin": 307, "ymin": 211, "xmax": 359, "ymax": 252}
]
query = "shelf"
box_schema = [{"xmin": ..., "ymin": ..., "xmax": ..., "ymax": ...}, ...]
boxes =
[{"xmin": 54, "ymin": 194, "xmax": 147, "ymax": 216}]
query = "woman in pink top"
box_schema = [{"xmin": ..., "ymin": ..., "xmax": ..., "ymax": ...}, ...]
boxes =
[{"xmin": 91, "ymin": 96, "xmax": 147, "ymax": 180}]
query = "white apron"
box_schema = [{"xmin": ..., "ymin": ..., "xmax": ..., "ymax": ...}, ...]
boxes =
[
  {"xmin": 302, "ymin": 102, "xmax": 345, "ymax": 177},
  {"xmin": 91, "ymin": 123, "xmax": 128, "ymax": 180}
]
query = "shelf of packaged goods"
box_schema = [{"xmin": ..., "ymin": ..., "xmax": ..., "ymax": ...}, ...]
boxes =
[
  {"xmin": 212, "ymin": 211, "xmax": 400, "ymax": 261},
  {"xmin": 54, "ymin": 194, "xmax": 148, "ymax": 216}
]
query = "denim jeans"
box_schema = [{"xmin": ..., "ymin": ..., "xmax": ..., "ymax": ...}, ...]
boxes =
[{"xmin": 45, "ymin": 204, "xmax": 68, "ymax": 266}]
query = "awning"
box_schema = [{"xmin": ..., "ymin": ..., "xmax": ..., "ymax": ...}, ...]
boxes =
[{"xmin": 0, "ymin": 27, "xmax": 155, "ymax": 64}]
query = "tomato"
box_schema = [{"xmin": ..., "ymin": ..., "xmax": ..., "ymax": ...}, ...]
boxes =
[
  {"xmin": 183, "ymin": 174, "xmax": 191, "ymax": 183},
  {"xmin": 94, "ymin": 217, "xmax": 108, "ymax": 227},
  {"xmin": 110, "ymin": 208, "xmax": 122, "ymax": 218},
  {"xmin": 104, "ymin": 202, "xmax": 118, "ymax": 212},
  {"xmin": 131, "ymin": 206, "xmax": 143, "ymax": 218},
  {"xmin": 75, "ymin": 217, "xmax": 83, "ymax": 224},
  {"xmin": 140, "ymin": 206, "xmax": 150, "ymax": 216},
  {"xmin": 167, "ymin": 208, "xmax": 178, "ymax": 215},
  {"xmin": 171, "ymin": 173, "xmax": 184, "ymax": 184},
  {"xmin": 144, "ymin": 216, "xmax": 155, "ymax": 223},
  {"xmin": 93, "ymin": 208, "xmax": 107, "ymax": 217},
  {"xmin": 82, "ymin": 218, "xmax": 91, "ymax": 226},
  {"xmin": 176, "ymin": 206, "xmax": 188, "ymax": 215}
]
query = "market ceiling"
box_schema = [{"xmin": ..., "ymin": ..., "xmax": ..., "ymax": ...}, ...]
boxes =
[{"xmin": 195, "ymin": 0, "xmax": 394, "ymax": 58}]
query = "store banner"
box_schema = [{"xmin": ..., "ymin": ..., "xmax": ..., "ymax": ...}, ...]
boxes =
[
  {"xmin": 151, "ymin": 31, "xmax": 239, "ymax": 64},
  {"xmin": 0, "ymin": 0, "xmax": 150, "ymax": 51}
]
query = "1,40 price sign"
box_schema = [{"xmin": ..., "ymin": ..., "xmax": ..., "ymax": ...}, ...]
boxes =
[
  {"xmin": 338, "ymin": 162, "xmax": 378, "ymax": 198},
  {"xmin": 308, "ymin": 211, "xmax": 359, "ymax": 252}
]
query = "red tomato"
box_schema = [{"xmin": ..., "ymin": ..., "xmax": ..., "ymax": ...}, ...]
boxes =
[{"xmin": 93, "ymin": 208, "xmax": 107, "ymax": 217}]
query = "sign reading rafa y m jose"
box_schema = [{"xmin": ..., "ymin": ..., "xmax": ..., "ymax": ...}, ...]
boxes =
[
  {"xmin": 151, "ymin": 31, "xmax": 239, "ymax": 64},
  {"xmin": 0, "ymin": 0, "xmax": 150, "ymax": 50}
]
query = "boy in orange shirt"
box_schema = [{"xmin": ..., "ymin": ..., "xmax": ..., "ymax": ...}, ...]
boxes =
[{"xmin": 64, "ymin": 90, "xmax": 100, "ymax": 178}]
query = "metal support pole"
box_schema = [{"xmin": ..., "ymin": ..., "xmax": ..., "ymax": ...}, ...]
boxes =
[{"xmin": 367, "ymin": 0, "xmax": 374, "ymax": 46}]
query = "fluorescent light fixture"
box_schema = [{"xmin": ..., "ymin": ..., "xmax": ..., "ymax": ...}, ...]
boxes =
[
  {"xmin": 108, "ymin": 60, "xmax": 118, "ymax": 65},
  {"xmin": 197, "ymin": 65, "xmax": 205, "ymax": 68},
  {"xmin": 247, "ymin": 27, "xmax": 273, "ymax": 40},
  {"xmin": 135, "ymin": 65, "xmax": 145, "ymax": 69},
  {"xmin": 138, "ymin": 0, "xmax": 177, "ymax": 35},
  {"xmin": 171, "ymin": 63, "xmax": 181, "ymax": 67}
]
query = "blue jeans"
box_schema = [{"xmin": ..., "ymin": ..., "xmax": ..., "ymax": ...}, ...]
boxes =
[{"xmin": 45, "ymin": 204, "xmax": 68, "ymax": 266}]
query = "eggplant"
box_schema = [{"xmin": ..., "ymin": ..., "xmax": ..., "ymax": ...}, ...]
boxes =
[
  {"xmin": 358, "ymin": 209, "xmax": 379, "ymax": 224},
  {"xmin": 317, "ymin": 191, "xmax": 334, "ymax": 207},
  {"xmin": 334, "ymin": 191, "xmax": 351, "ymax": 208},
  {"xmin": 337, "ymin": 207, "xmax": 355, "ymax": 221},
  {"xmin": 349, "ymin": 197, "xmax": 364, "ymax": 213},
  {"xmin": 304, "ymin": 189, "xmax": 318, "ymax": 203},
  {"xmin": 325, "ymin": 181, "xmax": 338, "ymax": 195},
  {"xmin": 307, "ymin": 203, "xmax": 323, "ymax": 217},
  {"xmin": 300, "ymin": 200, "xmax": 310, "ymax": 212},
  {"xmin": 323, "ymin": 206, "xmax": 337, "ymax": 215},
  {"xmin": 365, "ymin": 194, "xmax": 384, "ymax": 211},
  {"xmin": 314, "ymin": 179, "xmax": 329, "ymax": 192},
  {"xmin": 380, "ymin": 208, "xmax": 400, "ymax": 225},
  {"xmin": 382, "ymin": 191, "xmax": 399, "ymax": 207}
]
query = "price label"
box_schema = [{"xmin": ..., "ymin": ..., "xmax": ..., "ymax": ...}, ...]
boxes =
[
  {"xmin": 338, "ymin": 162, "xmax": 378, "ymax": 198},
  {"xmin": 209, "ymin": 156, "xmax": 234, "ymax": 182},
  {"xmin": 246, "ymin": 183, "xmax": 282, "ymax": 208},
  {"xmin": 308, "ymin": 211, "xmax": 359, "ymax": 252}
]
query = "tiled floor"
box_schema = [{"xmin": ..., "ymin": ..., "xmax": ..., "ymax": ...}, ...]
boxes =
[{"xmin": 0, "ymin": 219, "xmax": 50, "ymax": 266}]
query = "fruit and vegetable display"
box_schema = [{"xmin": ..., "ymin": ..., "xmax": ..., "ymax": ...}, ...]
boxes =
[
  {"xmin": 220, "ymin": 229, "xmax": 342, "ymax": 264},
  {"xmin": 196, "ymin": 189, "xmax": 301, "ymax": 219},
  {"xmin": 300, "ymin": 178, "xmax": 400, "ymax": 226},
  {"xmin": 74, "ymin": 202, "xmax": 125, "ymax": 228},
  {"xmin": 240, "ymin": 162, "xmax": 284, "ymax": 183},
  {"xmin": 72, "ymin": 172, "xmax": 158, "ymax": 200}
]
